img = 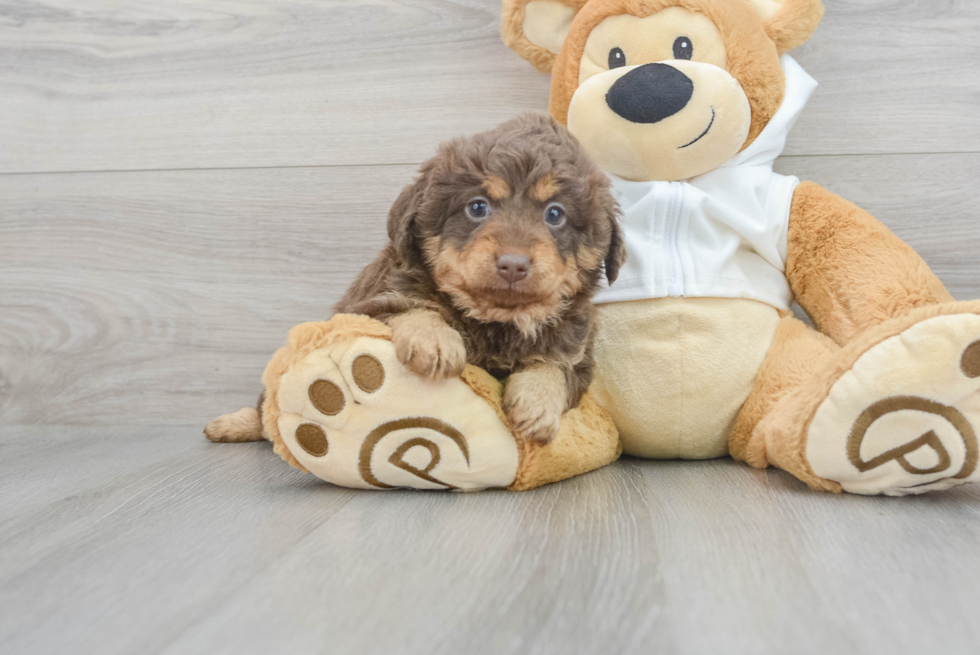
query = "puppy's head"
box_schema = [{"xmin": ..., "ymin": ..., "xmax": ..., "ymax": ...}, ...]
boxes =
[{"xmin": 388, "ymin": 113, "xmax": 624, "ymax": 334}]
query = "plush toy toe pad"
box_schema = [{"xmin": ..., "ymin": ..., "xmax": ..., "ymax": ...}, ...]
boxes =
[
  {"xmin": 275, "ymin": 335, "xmax": 520, "ymax": 490},
  {"xmin": 807, "ymin": 312, "xmax": 980, "ymax": 496}
]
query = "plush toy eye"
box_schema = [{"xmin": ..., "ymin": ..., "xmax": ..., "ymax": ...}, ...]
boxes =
[
  {"xmin": 544, "ymin": 203, "xmax": 566, "ymax": 227},
  {"xmin": 608, "ymin": 47, "xmax": 626, "ymax": 69},
  {"xmin": 465, "ymin": 198, "xmax": 490, "ymax": 221},
  {"xmin": 673, "ymin": 36, "xmax": 693, "ymax": 60}
]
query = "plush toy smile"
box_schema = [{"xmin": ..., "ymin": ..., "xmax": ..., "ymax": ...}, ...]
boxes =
[
  {"xmin": 568, "ymin": 55, "xmax": 750, "ymax": 181},
  {"xmin": 679, "ymin": 107, "xmax": 715, "ymax": 148}
]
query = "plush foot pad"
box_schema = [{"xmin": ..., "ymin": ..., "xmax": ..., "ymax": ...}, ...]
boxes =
[
  {"xmin": 807, "ymin": 312, "xmax": 980, "ymax": 495},
  {"xmin": 274, "ymin": 333, "xmax": 519, "ymax": 490}
]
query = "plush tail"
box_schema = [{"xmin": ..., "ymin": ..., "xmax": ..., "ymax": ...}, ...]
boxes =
[{"xmin": 204, "ymin": 403, "xmax": 268, "ymax": 443}]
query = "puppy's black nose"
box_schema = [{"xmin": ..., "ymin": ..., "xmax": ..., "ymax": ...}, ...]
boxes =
[
  {"xmin": 606, "ymin": 63, "xmax": 694, "ymax": 124},
  {"xmin": 496, "ymin": 254, "xmax": 530, "ymax": 284}
]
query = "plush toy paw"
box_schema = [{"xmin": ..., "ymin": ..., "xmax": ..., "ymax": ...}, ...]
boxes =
[
  {"xmin": 259, "ymin": 316, "xmax": 622, "ymax": 491},
  {"xmin": 273, "ymin": 330, "xmax": 518, "ymax": 491},
  {"xmin": 805, "ymin": 307, "xmax": 980, "ymax": 496}
]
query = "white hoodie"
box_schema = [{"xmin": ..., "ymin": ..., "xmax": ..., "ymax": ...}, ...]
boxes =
[{"xmin": 593, "ymin": 55, "xmax": 818, "ymax": 311}]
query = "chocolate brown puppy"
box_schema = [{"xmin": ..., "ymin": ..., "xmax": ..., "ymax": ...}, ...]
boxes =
[{"xmin": 337, "ymin": 113, "xmax": 625, "ymax": 443}]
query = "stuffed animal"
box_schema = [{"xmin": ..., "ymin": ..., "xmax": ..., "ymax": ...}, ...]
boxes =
[
  {"xmin": 244, "ymin": 315, "xmax": 620, "ymax": 491},
  {"xmin": 500, "ymin": 0, "xmax": 980, "ymax": 495}
]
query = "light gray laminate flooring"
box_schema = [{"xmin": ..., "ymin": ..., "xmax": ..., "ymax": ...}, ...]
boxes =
[{"xmin": 2, "ymin": 1, "xmax": 979, "ymax": 653}]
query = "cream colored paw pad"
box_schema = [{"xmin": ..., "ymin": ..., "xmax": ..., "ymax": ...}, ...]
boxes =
[
  {"xmin": 275, "ymin": 337, "xmax": 519, "ymax": 490},
  {"xmin": 808, "ymin": 314, "xmax": 980, "ymax": 496}
]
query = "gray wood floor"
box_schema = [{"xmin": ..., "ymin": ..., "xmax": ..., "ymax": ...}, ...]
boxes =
[{"xmin": 1, "ymin": 1, "xmax": 979, "ymax": 653}]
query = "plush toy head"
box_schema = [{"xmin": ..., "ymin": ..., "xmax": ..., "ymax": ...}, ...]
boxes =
[{"xmin": 502, "ymin": 0, "xmax": 823, "ymax": 181}]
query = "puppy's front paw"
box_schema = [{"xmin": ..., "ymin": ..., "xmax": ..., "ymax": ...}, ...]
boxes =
[
  {"xmin": 503, "ymin": 366, "xmax": 566, "ymax": 444},
  {"xmin": 390, "ymin": 311, "xmax": 467, "ymax": 380}
]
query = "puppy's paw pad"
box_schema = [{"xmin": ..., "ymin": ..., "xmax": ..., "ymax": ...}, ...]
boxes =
[
  {"xmin": 504, "ymin": 390, "xmax": 562, "ymax": 445},
  {"xmin": 503, "ymin": 367, "xmax": 566, "ymax": 445},
  {"xmin": 394, "ymin": 328, "xmax": 467, "ymax": 380},
  {"xmin": 391, "ymin": 315, "xmax": 467, "ymax": 381},
  {"xmin": 507, "ymin": 406, "xmax": 561, "ymax": 444}
]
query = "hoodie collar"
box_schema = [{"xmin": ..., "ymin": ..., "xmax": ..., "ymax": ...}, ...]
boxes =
[{"xmin": 722, "ymin": 55, "xmax": 818, "ymax": 170}]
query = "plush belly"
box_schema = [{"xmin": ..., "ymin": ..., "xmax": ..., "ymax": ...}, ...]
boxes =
[{"xmin": 593, "ymin": 297, "xmax": 780, "ymax": 459}]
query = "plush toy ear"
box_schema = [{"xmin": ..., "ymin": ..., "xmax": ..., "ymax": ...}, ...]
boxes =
[
  {"xmin": 745, "ymin": 0, "xmax": 824, "ymax": 54},
  {"xmin": 501, "ymin": 0, "xmax": 587, "ymax": 73}
]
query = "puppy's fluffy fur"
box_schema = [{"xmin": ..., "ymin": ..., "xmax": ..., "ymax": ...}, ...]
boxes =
[
  {"xmin": 337, "ymin": 113, "xmax": 624, "ymax": 442},
  {"xmin": 205, "ymin": 114, "xmax": 624, "ymax": 445}
]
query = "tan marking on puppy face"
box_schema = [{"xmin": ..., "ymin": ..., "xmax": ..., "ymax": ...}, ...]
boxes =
[
  {"xmin": 482, "ymin": 175, "xmax": 511, "ymax": 201},
  {"xmin": 531, "ymin": 173, "xmax": 560, "ymax": 202},
  {"xmin": 576, "ymin": 243, "xmax": 602, "ymax": 272},
  {"xmin": 427, "ymin": 227, "xmax": 583, "ymax": 337}
]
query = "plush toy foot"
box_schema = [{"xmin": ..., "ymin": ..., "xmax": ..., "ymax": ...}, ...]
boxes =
[
  {"xmin": 261, "ymin": 315, "xmax": 621, "ymax": 491},
  {"xmin": 766, "ymin": 302, "xmax": 980, "ymax": 496}
]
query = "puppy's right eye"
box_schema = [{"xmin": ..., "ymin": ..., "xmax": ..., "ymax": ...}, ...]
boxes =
[
  {"xmin": 608, "ymin": 47, "xmax": 626, "ymax": 69},
  {"xmin": 465, "ymin": 198, "xmax": 490, "ymax": 221}
]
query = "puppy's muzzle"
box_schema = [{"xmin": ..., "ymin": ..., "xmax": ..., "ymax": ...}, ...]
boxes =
[
  {"xmin": 605, "ymin": 63, "xmax": 694, "ymax": 124},
  {"xmin": 496, "ymin": 254, "xmax": 530, "ymax": 284}
]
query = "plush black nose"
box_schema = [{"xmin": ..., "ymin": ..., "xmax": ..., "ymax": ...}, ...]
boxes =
[
  {"xmin": 606, "ymin": 63, "xmax": 694, "ymax": 124},
  {"xmin": 496, "ymin": 254, "xmax": 530, "ymax": 284}
]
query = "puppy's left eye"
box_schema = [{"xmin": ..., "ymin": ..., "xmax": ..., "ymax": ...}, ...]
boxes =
[
  {"xmin": 544, "ymin": 203, "xmax": 566, "ymax": 228},
  {"xmin": 465, "ymin": 198, "xmax": 490, "ymax": 221}
]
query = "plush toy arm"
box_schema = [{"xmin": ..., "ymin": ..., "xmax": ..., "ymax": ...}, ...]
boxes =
[{"xmin": 785, "ymin": 181, "xmax": 953, "ymax": 345}]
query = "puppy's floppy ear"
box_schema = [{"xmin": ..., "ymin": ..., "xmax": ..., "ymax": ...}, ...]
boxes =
[
  {"xmin": 603, "ymin": 211, "xmax": 626, "ymax": 285},
  {"xmin": 387, "ymin": 174, "xmax": 427, "ymax": 265},
  {"xmin": 745, "ymin": 0, "xmax": 824, "ymax": 54},
  {"xmin": 501, "ymin": 0, "xmax": 587, "ymax": 73},
  {"xmin": 586, "ymin": 169, "xmax": 626, "ymax": 284}
]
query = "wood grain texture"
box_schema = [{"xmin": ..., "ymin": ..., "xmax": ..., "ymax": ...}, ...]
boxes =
[
  {"xmin": 2, "ymin": 154, "xmax": 978, "ymax": 427},
  {"xmin": 1, "ymin": 426, "xmax": 978, "ymax": 655},
  {"xmin": 3, "ymin": 0, "xmax": 980, "ymax": 653},
  {"xmin": 0, "ymin": 0, "xmax": 978, "ymax": 174}
]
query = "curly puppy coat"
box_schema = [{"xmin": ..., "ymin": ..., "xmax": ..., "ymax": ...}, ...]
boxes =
[
  {"xmin": 339, "ymin": 114, "xmax": 624, "ymax": 442},
  {"xmin": 207, "ymin": 113, "xmax": 624, "ymax": 445}
]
